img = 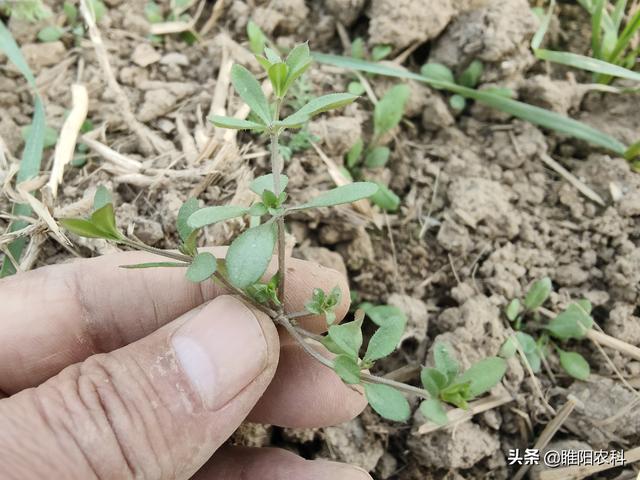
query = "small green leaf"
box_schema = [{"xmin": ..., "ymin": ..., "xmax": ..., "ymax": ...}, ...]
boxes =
[
  {"xmin": 250, "ymin": 174, "xmax": 288, "ymax": 196},
  {"xmin": 370, "ymin": 183, "xmax": 400, "ymax": 212},
  {"xmin": 524, "ymin": 277, "xmax": 552, "ymax": 310},
  {"xmin": 177, "ymin": 198, "xmax": 200, "ymax": 241},
  {"xmin": 449, "ymin": 94, "xmax": 466, "ymax": 111},
  {"xmin": 420, "ymin": 399, "xmax": 449, "ymax": 425},
  {"xmin": 364, "ymin": 305, "xmax": 406, "ymax": 362},
  {"xmin": 364, "ymin": 383, "xmax": 410, "ymax": 422},
  {"xmin": 93, "ymin": 186, "xmax": 112, "ymax": 211},
  {"xmin": 328, "ymin": 317, "xmax": 363, "ymax": 359},
  {"xmin": 90, "ymin": 203, "xmax": 121, "ymax": 240},
  {"xmin": 440, "ymin": 382, "xmax": 471, "ymax": 409},
  {"xmin": 546, "ymin": 303, "xmax": 594, "ymax": 340},
  {"xmin": 209, "ymin": 115, "xmax": 265, "ymax": 130},
  {"xmin": 458, "ymin": 60, "xmax": 484, "ymax": 88},
  {"xmin": 37, "ymin": 25, "xmax": 64, "ymax": 42},
  {"xmin": 186, "ymin": 252, "xmax": 217, "ymax": 283},
  {"xmin": 226, "ymin": 222, "xmax": 277, "ymax": 288},
  {"xmin": 88, "ymin": 0, "xmax": 107, "ymax": 22},
  {"xmin": 249, "ymin": 203, "xmax": 268, "ymax": 216},
  {"xmin": 120, "ymin": 262, "xmax": 185, "ymax": 269},
  {"xmin": 515, "ymin": 332, "xmax": 541, "ymax": 372},
  {"xmin": 371, "ymin": 44, "xmax": 392, "ymax": 62},
  {"xmin": 499, "ymin": 337, "xmax": 517, "ymax": 358},
  {"xmin": 333, "ymin": 355, "xmax": 361, "ymax": 384},
  {"xmin": 420, "ymin": 367, "xmax": 449, "ymax": 397},
  {"xmin": 187, "ymin": 205, "xmax": 248, "ymax": 229},
  {"xmin": 230, "ymin": 64, "xmax": 272, "ymax": 125},
  {"xmin": 558, "ymin": 350, "xmax": 590, "ymax": 380},
  {"xmin": 348, "ymin": 81, "xmax": 366, "ymax": 95},
  {"xmin": 63, "ymin": 2, "xmax": 78, "ymax": 23},
  {"xmin": 278, "ymin": 93, "xmax": 358, "ymax": 127},
  {"xmin": 247, "ymin": 20, "xmax": 267, "ymax": 55},
  {"xmin": 374, "ymin": 84, "xmax": 410, "ymax": 137},
  {"xmin": 365, "ymin": 146, "xmax": 390, "ymax": 168},
  {"xmin": 60, "ymin": 218, "xmax": 109, "ymax": 239},
  {"xmin": 420, "ymin": 63, "xmax": 455, "ymax": 86},
  {"xmin": 505, "ymin": 298, "xmax": 522, "ymax": 321},
  {"xmin": 268, "ymin": 62, "xmax": 289, "ymax": 98},
  {"xmin": 515, "ymin": 332, "xmax": 537, "ymax": 354},
  {"xmin": 576, "ymin": 298, "xmax": 592, "ymax": 314},
  {"xmin": 290, "ymin": 182, "xmax": 378, "ymax": 211},
  {"xmin": 351, "ymin": 37, "xmax": 365, "ymax": 59},
  {"xmin": 264, "ymin": 47, "xmax": 282, "ymax": 64},
  {"xmin": 434, "ymin": 342, "xmax": 459, "ymax": 383},
  {"xmin": 454, "ymin": 357, "xmax": 507, "ymax": 398},
  {"xmin": 283, "ymin": 42, "xmax": 312, "ymax": 92},
  {"xmin": 346, "ymin": 138, "xmax": 363, "ymax": 168},
  {"xmin": 22, "ymin": 125, "xmax": 57, "ymax": 149}
]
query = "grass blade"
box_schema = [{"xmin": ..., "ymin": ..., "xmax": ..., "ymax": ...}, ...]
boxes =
[
  {"xmin": 610, "ymin": 8, "xmax": 640, "ymax": 63},
  {"xmin": 0, "ymin": 20, "xmax": 46, "ymax": 277},
  {"xmin": 531, "ymin": 0, "xmax": 555, "ymax": 50},
  {"xmin": 313, "ymin": 52, "xmax": 627, "ymax": 155},
  {"xmin": 592, "ymin": 0, "xmax": 605, "ymax": 58},
  {"xmin": 612, "ymin": 0, "xmax": 628, "ymax": 32},
  {"xmin": 535, "ymin": 48, "xmax": 640, "ymax": 82}
]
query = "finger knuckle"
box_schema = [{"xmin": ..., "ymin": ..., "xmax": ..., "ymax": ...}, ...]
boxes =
[{"xmin": 44, "ymin": 354, "xmax": 175, "ymax": 479}]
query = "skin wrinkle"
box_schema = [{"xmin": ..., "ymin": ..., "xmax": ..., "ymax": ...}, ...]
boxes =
[
  {"xmin": 129, "ymin": 350, "xmax": 180, "ymax": 479},
  {"xmin": 32, "ymin": 388, "xmax": 100, "ymax": 480},
  {"xmin": 77, "ymin": 357, "xmax": 138, "ymax": 479},
  {"xmin": 120, "ymin": 351, "xmax": 171, "ymax": 479}
]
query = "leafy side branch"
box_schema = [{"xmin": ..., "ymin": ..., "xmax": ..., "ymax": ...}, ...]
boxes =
[{"xmin": 59, "ymin": 41, "xmax": 507, "ymax": 426}]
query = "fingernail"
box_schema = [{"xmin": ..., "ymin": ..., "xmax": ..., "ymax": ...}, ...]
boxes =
[{"xmin": 171, "ymin": 295, "xmax": 267, "ymax": 410}]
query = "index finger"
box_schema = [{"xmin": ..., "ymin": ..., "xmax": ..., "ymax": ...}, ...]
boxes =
[{"xmin": 0, "ymin": 248, "xmax": 349, "ymax": 394}]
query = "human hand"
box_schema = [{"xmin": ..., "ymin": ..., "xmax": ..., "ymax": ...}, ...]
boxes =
[{"xmin": 0, "ymin": 249, "xmax": 371, "ymax": 479}]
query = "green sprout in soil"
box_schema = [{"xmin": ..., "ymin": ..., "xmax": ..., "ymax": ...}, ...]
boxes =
[
  {"xmin": 0, "ymin": 0, "xmax": 51, "ymax": 22},
  {"xmin": 420, "ymin": 60, "xmax": 492, "ymax": 112},
  {"xmin": 532, "ymin": 0, "xmax": 640, "ymax": 85},
  {"xmin": 500, "ymin": 277, "xmax": 594, "ymax": 381},
  {"xmin": 420, "ymin": 342, "xmax": 507, "ymax": 426},
  {"xmin": 59, "ymin": 42, "xmax": 508, "ymax": 424},
  {"xmin": 347, "ymin": 38, "xmax": 392, "ymax": 95},
  {"xmin": 344, "ymin": 84, "xmax": 410, "ymax": 212},
  {"xmin": 34, "ymin": 0, "xmax": 106, "ymax": 43},
  {"xmin": 144, "ymin": 0, "xmax": 198, "ymax": 44}
]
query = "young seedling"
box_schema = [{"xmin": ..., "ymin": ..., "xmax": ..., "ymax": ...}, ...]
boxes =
[
  {"xmin": 344, "ymin": 84, "xmax": 410, "ymax": 212},
  {"xmin": 246, "ymin": 22, "xmax": 317, "ymax": 163},
  {"xmin": 36, "ymin": 0, "xmax": 106, "ymax": 43},
  {"xmin": 500, "ymin": 277, "xmax": 593, "ymax": 381},
  {"xmin": 0, "ymin": 0, "xmax": 51, "ymax": 22},
  {"xmin": 347, "ymin": 38, "xmax": 393, "ymax": 95},
  {"xmin": 144, "ymin": 0, "xmax": 198, "ymax": 44},
  {"xmin": 60, "ymin": 42, "xmax": 508, "ymax": 424},
  {"xmin": 532, "ymin": 0, "xmax": 640, "ymax": 85},
  {"xmin": 419, "ymin": 342, "xmax": 507, "ymax": 425},
  {"xmin": 420, "ymin": 60, "xmax": 495, "ymax": 112}
]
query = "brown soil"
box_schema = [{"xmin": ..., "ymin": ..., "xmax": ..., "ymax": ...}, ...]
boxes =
[{"xmin": 1, "ymin": 0, "xmax": 640, "ymax": 478}]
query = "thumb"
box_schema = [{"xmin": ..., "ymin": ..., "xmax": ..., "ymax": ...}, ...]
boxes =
[{"xmin": 0, "ymin": 295, "xmax": 279, "ymax": 480}]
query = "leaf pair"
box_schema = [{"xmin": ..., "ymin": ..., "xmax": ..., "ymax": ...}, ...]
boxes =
[
  {"xmin": 420, "ymin": 60, "xmax": 485, "ymax": 111},
  {"xmin": 419, "ymin": 342, "xmax": 507, "ymax": 425},
  {"xmin": 546, "ymin": 301, "xmax": 594, "ymax": 340},
  {"xmin": 257, "ymin": 43, "xmax": 313, "ymax": 99},
  {"xmin": 60, "ymin": 189, "xmax": 122, "ymax": 242},
  {"xmin": 362, "ymin": 305, "xmax": 407, "ymax": 364},
  {"xmin": 211, "ymin": 43, "xmax": 358, "ymax": 132},
  {"xmin": 307, "ymin": 286, "xmax": 343, "ymax": 324},
  {"xmin": 323, "ymin": 312, "xmax": 362, "ymax": 383},
  {"xmin": 500, "ymin": 332, "xmax": 542, "ymax": 372}
]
